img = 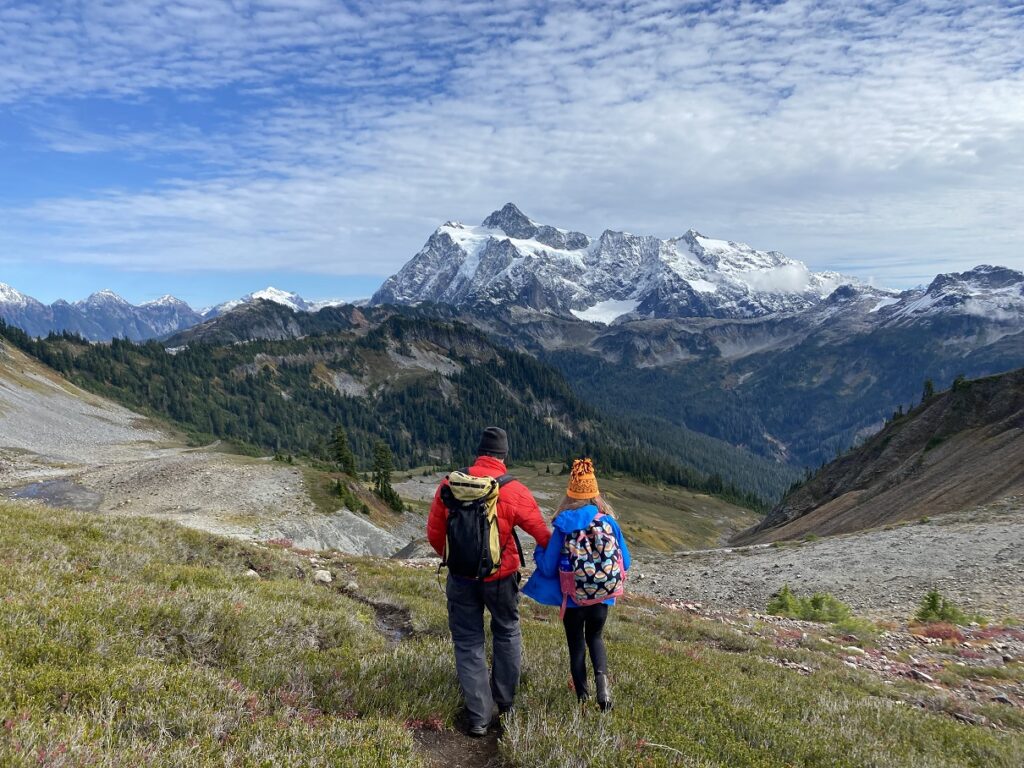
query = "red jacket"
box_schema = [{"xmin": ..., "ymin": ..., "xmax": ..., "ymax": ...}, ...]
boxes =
[{"xmin": 427, "ymin": 456, "xmax": 551, "ymax": 581}]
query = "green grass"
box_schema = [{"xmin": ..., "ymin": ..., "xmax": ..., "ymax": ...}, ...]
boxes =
[
  {"xmin": 2, "ymin": 502, "xmax": 1022, "ymax": 767},
  {"xmin": 492, "ymin": 462, "xmax": 759, "ymax": 551}
]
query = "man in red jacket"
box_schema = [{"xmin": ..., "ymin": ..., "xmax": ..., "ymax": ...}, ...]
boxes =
[{"xmin": 427, "ymin": 426, "xmax": 551, "ymax": 736}]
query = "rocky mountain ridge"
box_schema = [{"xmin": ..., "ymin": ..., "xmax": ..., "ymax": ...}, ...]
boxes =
[
  {"xmin": 372, "ymin": 203, "xmax": 864, "ymax": 320},
  {"xmin": 733, "ymin": 367, "xmax": 1024, "ymax": 544}
]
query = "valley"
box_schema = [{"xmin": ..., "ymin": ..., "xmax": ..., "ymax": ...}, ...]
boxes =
[{"xmin": 0, "ymin": 334, "xmax": 755, "ymax": 556}]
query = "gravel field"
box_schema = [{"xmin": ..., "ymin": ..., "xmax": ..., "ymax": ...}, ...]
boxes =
[
  {"xmin": 633, "ymin": 497, "xmax": 1024, "ymax": 620},
  {"xmin": 0, "ymin": 346, "xmax": 168, "ymax": 463},
  {"xmin": 0, "ymin": 341, "xmax": 416, "ymax": 556}
]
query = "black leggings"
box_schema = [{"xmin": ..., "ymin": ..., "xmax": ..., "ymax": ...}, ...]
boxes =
[{"xmin": 562, "ymin": 603, "xmax": 609, "ymax": 698}]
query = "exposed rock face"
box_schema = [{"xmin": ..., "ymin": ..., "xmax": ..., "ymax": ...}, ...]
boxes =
[
  {"xmin": 372, "ymin": 203, "xmax": 860, "ymax": 320},
  {"xmin": 734, "ymin": 368, "xmax": 1024, "ymax": 544},
  {"xmin": 167, "ymin": 300, "xmax": 308, "ymax": 345}
]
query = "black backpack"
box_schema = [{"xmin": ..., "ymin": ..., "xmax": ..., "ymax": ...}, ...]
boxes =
[{"xmin": 439, "ymin": 469, "xmax": 523, "ymax": 580}]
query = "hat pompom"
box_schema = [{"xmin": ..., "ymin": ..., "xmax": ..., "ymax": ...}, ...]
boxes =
[{"xmin": 567, "ymin": 458, "xmax": 599, "ymax": 499}]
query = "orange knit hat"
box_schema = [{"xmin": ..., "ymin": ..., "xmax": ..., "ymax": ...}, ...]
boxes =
[{"xmin": 566, "ymin": 458, "xmax": 599, "ymax": 499}]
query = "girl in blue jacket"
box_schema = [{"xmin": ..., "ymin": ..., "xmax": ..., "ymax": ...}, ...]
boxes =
[{"xmin": 523, "ymin": 459, "xmax": 631, "ymax": 710}]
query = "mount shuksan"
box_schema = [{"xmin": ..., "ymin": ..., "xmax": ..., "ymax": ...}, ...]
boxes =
[{"xmin": 372, "ymin": 203, "xmax": 863, "ymax": 321}]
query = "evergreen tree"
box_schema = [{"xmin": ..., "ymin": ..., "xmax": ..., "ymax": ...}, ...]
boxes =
[
  {"xmin": 332, "ymin": 425, "xmax": 357, "ymax": 476},
  {"xmin": 921, "ymin": 378, "xmax": 935, "ymax": 403},
  {"xmin": 372, "ymin": 440, "xmax": 403, "ymax": 511}
]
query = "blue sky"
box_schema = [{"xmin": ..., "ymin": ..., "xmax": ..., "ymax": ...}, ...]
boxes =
[{"xmin": 1, "ymin": 0, "xmax": 1023, "ymax": 308}]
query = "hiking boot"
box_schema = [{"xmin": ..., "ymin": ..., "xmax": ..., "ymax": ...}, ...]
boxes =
[
  {"xmin": 466, "ymin": 723, "xmax": 489, "ymax": 738},
  {"xmin": 596, "ymin": 673, "xmax": 613, "ymax": 712}
]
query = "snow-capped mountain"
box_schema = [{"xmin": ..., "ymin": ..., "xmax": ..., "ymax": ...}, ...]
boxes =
[
  {"xmin": 372, "ymin": 203, "xmax": 859, "ymax": 321},
  {"xmin": 205, "ymin": 287, "xmax": 309, "ymax": 318},
  {"xmin": 0, "ymin": 283, "xmax": 51, "ymax": 336},
  {"xmin": 202, "ymin": 287, "xmax": 346, "ymax": 318},
  {"xmin": 881, "ymin": 265, "xmax": 1024, "ymax": 325},
  {"xmin": 0, "ymin": 285, "xmax": 202, "ymax": 342}
]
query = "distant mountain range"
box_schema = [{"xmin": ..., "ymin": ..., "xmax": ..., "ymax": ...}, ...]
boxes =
[
  {"xmin": 0, "ymin": 283, "xmax": 346, "ymax": 342},
  {"xmin": 5, "ymin": 203, "xmax": 1023, "ymax": 476},
  {"xmin": 373, "ymin": 203, "xmax": 1024, "ymax": 331}
]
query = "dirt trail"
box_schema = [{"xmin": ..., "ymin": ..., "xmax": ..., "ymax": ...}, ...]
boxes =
[
  {"xmin": 414, "ymin": 729, "xmax": 501, "ymax": 768},
  {"xmin": 309, "ymin": 559, "xmax": 502, "ymax": 768}
]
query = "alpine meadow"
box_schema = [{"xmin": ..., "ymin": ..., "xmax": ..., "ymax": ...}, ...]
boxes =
[{"xmin": 2, "ymin": 2, "xmax": 1023, "ymax": 767}]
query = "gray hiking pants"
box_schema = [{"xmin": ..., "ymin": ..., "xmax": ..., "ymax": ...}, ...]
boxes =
[{"xmin": 446, "ymin": 573, "xmax": 522, "ymax": 728}]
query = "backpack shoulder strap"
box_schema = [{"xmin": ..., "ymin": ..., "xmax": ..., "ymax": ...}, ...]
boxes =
[{"xmin": 490, "ymin": 473, "xmax": 525, "ymax": 567}]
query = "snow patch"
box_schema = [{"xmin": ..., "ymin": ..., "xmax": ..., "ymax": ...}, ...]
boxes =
[
  {"xmin": 571, "ymin": 299, "xmax": 641, "ymax": 324},
  {"xmin": 688, "ymin": 278, "xmax": 718, "ymax": 294},
  {"xmin": 0, "ymin": 283, "xmax": 32, "ymax": 307},
  {"xmin": 869, "ymin": 297, "xmax": 899, "ymax": 313}
]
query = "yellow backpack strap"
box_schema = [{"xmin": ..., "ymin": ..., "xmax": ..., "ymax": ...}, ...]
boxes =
[{"xmin": 494, "ymin": 474, "xmax": 525, "ymax": 568}]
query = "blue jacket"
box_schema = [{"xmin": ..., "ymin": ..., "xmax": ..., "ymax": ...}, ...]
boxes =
[{"xmin": 522, "ymin": 505, "xmax": 631, "ymax": 608}]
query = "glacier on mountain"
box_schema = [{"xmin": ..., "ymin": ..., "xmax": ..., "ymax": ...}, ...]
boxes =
[
  {"xmin": 570, "ymin": 299, "xmax": 642, "ymax": 324},
  {"xmin": 372, "ymin": 203, "xmax": 863, "ymax": 320}
]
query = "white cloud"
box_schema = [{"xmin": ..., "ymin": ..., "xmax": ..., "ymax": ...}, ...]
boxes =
[
  {"xmin": 1, "ymin": 0, "xmax": 1022, "ymax": 287},
  {"xmin": 742, "ymin": 263, "xmax": 813, "ymax": 295}
]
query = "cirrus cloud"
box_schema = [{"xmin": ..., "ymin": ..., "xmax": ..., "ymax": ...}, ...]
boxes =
[{"xmin": 0, "ymin": 0, "xmax": 1022, "ymax": 296}]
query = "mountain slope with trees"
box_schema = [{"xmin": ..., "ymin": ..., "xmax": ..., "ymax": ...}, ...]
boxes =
[
  {"xmin": 0, "ymin": 312, "xmax": 794, "ymax": 507},
  {"xmin": 734, "ymin": 368, "xmax": 1024, "ymax": 544}
]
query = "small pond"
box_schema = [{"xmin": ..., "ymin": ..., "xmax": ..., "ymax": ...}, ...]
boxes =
[{"xmin": 6, "ymin": 479, "xmax": 103, "ymax": 512}]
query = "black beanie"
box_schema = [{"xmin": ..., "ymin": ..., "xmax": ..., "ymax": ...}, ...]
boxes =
[{"xmin": 476, "ymin": 426, "xmax": 509, "ymax": 458}]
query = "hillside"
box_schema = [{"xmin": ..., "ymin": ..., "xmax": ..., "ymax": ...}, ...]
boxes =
[
  {"xmin": 734, "ymin": 369, "xmax": 1024, "ymax": 544},
  {"xmin": 0, "ymin": 334, "xmax": 757, "ymax": 555},
  {"xmin": 0, "ymin": 334, "xmax": 419, "ymax": 555},
  {"xmin": 3, "ymin": 501, "xmax": 1022, "ymax": 767},
  {"xmin": 1, "ymin": 312, "xmax": 792, "ymax": 506}
]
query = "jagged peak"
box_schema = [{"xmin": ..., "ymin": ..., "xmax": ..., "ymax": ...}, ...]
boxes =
[
  {"xmin": 141, "ymin": 294, "xmax": 190, "ymax": 308},
  {"xmin": 481, "ymin": 203, "xmax": 536, "ymax": 238},
  {"xmin": 927, "ymin": 264, "xmax": 1024, "ymax": 293},
  {"xmin": 79, "ymin": 289, "xmax": 130, "ymax": 306},
  {"xmin": 0, "ymin": 282, "xmax": 36, "ymax": 306}
]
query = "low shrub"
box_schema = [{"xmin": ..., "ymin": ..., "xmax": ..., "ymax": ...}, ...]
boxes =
[
  {"xmin": 914, "ymin": 622, "xmax": 965, "ymax": 644},
  {"xmin": 914, "ymin": 589, "xmax": 971, "ymax": 625},
  {"xmin": 767, "ymin": 585, "xmax": 852, "ymax": 623}
]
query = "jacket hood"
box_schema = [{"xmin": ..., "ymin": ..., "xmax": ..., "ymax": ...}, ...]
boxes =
[{"xmin": 552, "ymin": 504, "xmax": 601, "ymax": 533}]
